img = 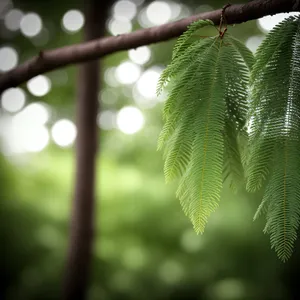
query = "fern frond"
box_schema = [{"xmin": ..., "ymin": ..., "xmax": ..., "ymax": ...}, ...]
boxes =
[
  {"xmin": 250, "ymin": 16, "xmax": 300, "ymax": 114},
  {"xmin": 253, "ymin": 195, "xmax": 269, "ymax": 221},
  {"xmin": 163, "ymin": 108, "xmax": 196, "ymax": 183},
  {"xmin": 157, "ymin": 37, "xmax": 215, "ymax": 96},
  {"xmin": 221, "ymin": 37, "xmax": 254, "ymax": 189},
  {"xmin": 172, "ymin": 19, "xmax": 214, "ymax": 60},
  {"xmin": 228, "ymin": 36, "xmax": 255, "ymax": 70},
  {"xmin": 246, "ymin": 128, "xmax": 276, "ymax": 192},
  {"xmin": 247, "ymin": 15, "xmax": 300, "ymax": 261},
  {"xmin": 157, "ymin": 37, "xmax": 218, "ymax": 150},
  {"xmin": 264, "ymin": 139, "xmax": 300, "ymax": 261},
  {"xmin": 158, "ymin": 30, "xmax": 252, "ymax": 234},
  {"xmin": 223, "ymin": 120, "xmax": 246, "ymax": 191},
  {"xmin": 156, "ymin": 20, "xmax": 214, "ymax": 96}
]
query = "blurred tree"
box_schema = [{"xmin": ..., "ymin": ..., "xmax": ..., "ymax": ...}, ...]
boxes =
[{"xmin": 62, "ymin": 1, "xmax": 112, "ymax": 299}]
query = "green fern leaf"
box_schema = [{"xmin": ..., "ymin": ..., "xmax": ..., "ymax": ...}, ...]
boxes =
[
  {"xmin": 157, "ymin": 33, "xmax": 215, "ymax": 96},
  {"xmin": 221, "ymin": 36, "xmax": 253, "ymax": 190},
  {"xmin": 228, "ymin": 36, "xmax": 255, "ymax": 70},
  {"xmin": 156, "ymin": 19, "xmax": 214, "ymax": 96},
  {"xmin": 246, "ymin": 15, "xmax": 300, "ymax": 261},
  {"xmin": 157, "ymin": 37, "xmax": 218, "ymax": 150},
  {"xmin": 172, "ymin": 19, "xmax": 214, "ymax": 60},
  {"xmin": 158, "ymin": 26, "xmax": 253, "ymax": 234}
]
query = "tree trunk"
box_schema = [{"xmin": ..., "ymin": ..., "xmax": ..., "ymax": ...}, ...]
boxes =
[{"xmin": 62, "ymin": 1, "xmax": 110, "ymax": 299}]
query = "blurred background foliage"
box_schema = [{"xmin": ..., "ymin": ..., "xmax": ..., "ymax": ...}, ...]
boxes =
[{"xmin": 1, "ymin": 0, "xmax": 300, "ymax": 299}]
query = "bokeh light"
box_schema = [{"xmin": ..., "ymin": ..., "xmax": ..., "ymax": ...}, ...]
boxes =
[
  {"xmin": 51, "ymin": 119, "xmax": 77, "ymax": 147},
  {"xmin": 136, "ymin": 67, "xmax": 161, "ymax": 98},
  {"xmin": 0, "ymin": 0, "xmax": 12, "ymax": 18},
  {"xmin": 36, "ymin": 225, "xmax": 64, "ymax": 249},
  {"xmin": 138, "ymin": 1, "xmax": 182, "ymax": 29},
  {"xmin": 179, "ymin": 4, "xmax": 191, "ymax": 18},
  {"xmin": 113, "ymin": 0, "xmax": 137, "ymax": 20},
  {"xmin": 133, "ymin": 67, "xmax": 162, "ymax": 108},
  {"xmin": 258, "ymin": 12, "xmax": 300, "ymax": 33},
  {"xmin": 20, "ymin": 12, "xmax": 42, "ymax": 37},
  {"xmin": 62, "ymin": 10, "xmax": 85, "ymax": 33},
  {"xmin": 108, "ymin": 18, "xmax": 132, "ymax": 35},
  {"xmin": 115, "ymin": 61, "xmax": 141, "ymax": 85},
  {"xmin": 137, "ymin": 0, "xmax": 183, "ymax": 28},
  {"xmin": 4, "ymin": 9, "xmax": 24, "ymax": 31},
  {"xmin": 0, "ymin": 46, "xmax": 18, "ymax": 72},
  {"xmin": 122, "ymin": 247, "xmax": 147, "ymax": 270},
  {"xmin": 171, "ymin": 3, "xmax": 182, "ymax": 20},
  {"xmin": 116, "ymin": 106, "xmax": 144, "ymax": 134},
  {"xmin": 210, "ymin": 278, "xmax": 246, "ymax": 299},
  {"xmin": 1, "ymin": 87, "xmax": 26, "ymax": 113},
  {"xmin": 128, "ymin": 46, "xmax": 151, "ymax": 65},
  {"xmin": 146, "ymin": 1, "xmax": 172, "ymax": 25},
  {"xmin": 17, "ymin": 125, "xmax": 49, "ymax": 153},
  {"xmin": 180, "ymin": 229, "xmax": 204, "ymax": 253},
  {"xmin": 245, "ymin": 35, "xmax": 265, "ymax": 53},
  {"xmin": 97, "ymin": 110, "xmax": 116, "ymax": 130},
  {"xmin": 2, "ymin": 103, "xmax": 51, "ymax": 154},
  {"xmin": 159, "ymin": 260, "xmax": 184, "ymax": 284},
  {"xmin": 104, "ymin": 67, "xmax": 119, "ymax": 87},
  {"xmin": 18, "ymin": 102, "xmax": 50, "ymax": 125},
  {"xmin": 27, "ymin": 75, "xmax": 51, "ymax": 97}
]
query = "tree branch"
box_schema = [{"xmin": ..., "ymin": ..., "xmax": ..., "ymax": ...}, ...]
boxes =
[{"xmin": 0, "ymin": 0, "xmax": 299, "ymax": 93}]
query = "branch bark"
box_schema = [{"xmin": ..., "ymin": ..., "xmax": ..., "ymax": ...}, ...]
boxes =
[
  {"xmin": 0, "ymin": 0, "xmax": 299, "ymax": 93},
  {"xmin": 62, "ymin": 0, "xmax": 111, "ymax": 299}
]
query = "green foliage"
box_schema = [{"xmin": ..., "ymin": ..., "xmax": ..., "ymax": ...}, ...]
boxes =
[
  {"xmin": 157, "ymin": 20, "xmax": 254, "ymax": 234},
  {"xmin": 246, "ymin": 15, "xmax": 300, "ymax": 261},
  {"xmin": 156, "ymin": 19, "xmax": 215, "ymax": 96},
  {"xmin": 158, "ymin": 16, "xmax": 300, "ymax": 261}
]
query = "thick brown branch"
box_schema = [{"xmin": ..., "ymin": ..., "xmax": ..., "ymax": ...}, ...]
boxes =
[{"xmin": 0, "ymin": 0, "xmax": 299, "ymax": 93}]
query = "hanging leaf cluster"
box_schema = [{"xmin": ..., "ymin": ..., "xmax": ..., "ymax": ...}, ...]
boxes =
[{"xmin": 157, "ymin": 16, "xmax": 300, "ymax": 261}]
